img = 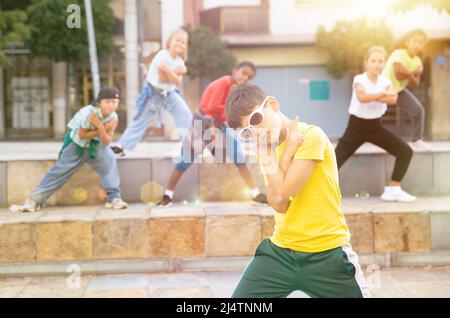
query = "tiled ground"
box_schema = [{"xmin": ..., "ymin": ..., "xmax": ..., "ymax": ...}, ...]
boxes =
[{"xmin": 1, "ymin": 266, "xmax": 450, "ymax": 298}]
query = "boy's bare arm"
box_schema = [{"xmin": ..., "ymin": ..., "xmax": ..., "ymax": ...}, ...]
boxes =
[
  {"xmin": 89, "ymin": 113, "xmax": 113, "ymax": 145},
  {"xmin": 262, "ymin": 152, "xmax": 316, "ymax": 212},
  {"xmin": 409, "ymin": 66, "xmax": 423, "ymax": 88},
  {"xmin": 78, "ymin": 114, "xmax": 118, "ymax": 142},
  {"xmin": 279, "ymin": 117, "xmax": 303, "ymax": 174},
  {"xmin": 259, "ymin": 118, "xmax": 306, "ymax": 213},
  {"xmin": 104, "ymin": 120, "xmax": 118, "ymax": 139},
  {"xmin": 267, "ymin": 147, "xmax": 296, "ymax": 212},
  {"xmin": 265, "ymin": 185, "xmax": 290, "ymax": 213},
  {"xmin": 394, "ymin": 63, "xmax": 421, "ymax": 87},
  {"xmin": 78, "ymin": 128, "xmax": 98, "ymax": 140},
  {"xmin": 393, "ymin": 62, "xmax": 412, "ymax": 81}
]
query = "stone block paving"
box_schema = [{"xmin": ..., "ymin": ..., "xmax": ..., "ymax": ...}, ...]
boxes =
[{"xmin": 1, "ymin": 266, "xmax": 450, "ymax": 298}]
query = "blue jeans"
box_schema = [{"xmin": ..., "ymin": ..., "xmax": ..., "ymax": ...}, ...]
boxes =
[
  {"xmin": 175, "ymin": 120, "xmax": 247, "ymax": 172},
  {"xmin": 118, "ymin": 83, "xmax": 193, "ymax": 150},
  {"xmin": 30, "ymin": 142, "xmax": 122, "ymax": 206}
]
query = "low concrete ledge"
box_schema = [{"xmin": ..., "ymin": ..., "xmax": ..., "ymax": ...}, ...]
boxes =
[
  {"xmin": 1, "ymin": 142, "xmax": 450, "ymax": 208},
  {"xmin": 1, "ymin": 251, "xmax": 450, "ymax": 277},
  {"xmin": 0, "ymin": 259, "xmax": 170, "ymax": 277},
  {"xmin": 0, "ymin": 198, "xmax": 449, "ymax": 268}
]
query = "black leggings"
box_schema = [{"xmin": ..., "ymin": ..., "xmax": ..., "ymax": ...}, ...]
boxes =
[{"xmin": 335, "ymin": 115, "xmax": 413, "ymax": 182}]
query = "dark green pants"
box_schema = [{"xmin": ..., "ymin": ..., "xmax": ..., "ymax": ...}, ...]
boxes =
[{"xmin": 232, "ymin": 238, "xmax": 370, "ymax": 298}]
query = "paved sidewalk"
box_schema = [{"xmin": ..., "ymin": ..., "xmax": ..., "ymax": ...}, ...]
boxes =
[{"xmin": 1, "ymin": 266, "xmax": 450, "ymax": 298}]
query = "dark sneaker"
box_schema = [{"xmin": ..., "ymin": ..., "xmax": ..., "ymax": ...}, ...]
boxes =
[
  {"xmin": 111, "ymin": 146, "xmax": 125, "ymax": 157},
  {"xmin": 252, "ymin": 193, "xmax": 268, "ymax": 204},
  {"xmin": 157, "ymin": 195, "xmax": 172, "ymax": 207}
]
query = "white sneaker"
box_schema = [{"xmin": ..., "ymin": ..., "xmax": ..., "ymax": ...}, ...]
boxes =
[
  {"xmin": 410, "ymin": 139, "xmax": 432, "ymax": 152},
  {"xmin": 17, "ymin": 199, "xmax": 39, "ymax": 213},
  {"xmin": 200, "ymin": 147, "xmax": 214, "ymax": 163},
  {"xmin": 381, "ymin": 186, "xmax": 416, "ymax": 202},
  {"xmin": 105, "ymin": 198, "xmax": 128, "ymax": 210}
]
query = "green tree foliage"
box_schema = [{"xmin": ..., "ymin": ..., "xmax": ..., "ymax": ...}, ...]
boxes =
[
  {"xmin": 1, "ymin": 0, "xmax": 30, "ymax": 11},
  {"xmin": 0, "ymin": 10, "xmax": 30, "ymax": 67},
  {"xmin": 183, "ymin": 25, "xmax": 237, "ymax": 80},
  {"xmin": 26, "ymin": 0, "xmax": 115, "ymax": 62},
  {"xmin": 316, "ymin": 18, "xmax": 395, "ymax": 79}
]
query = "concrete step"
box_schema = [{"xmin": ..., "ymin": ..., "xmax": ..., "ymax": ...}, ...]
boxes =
[
  {"xmin": 1, "ymin": 142, "xmax": 450, "ymax": 208},
  {"xmin": 0, "ymin": 197, "xmax": 449, "ymax": 275},
  {"xmin": 2, "ymin": 252, "xmax": 450, "ymax": 278}
]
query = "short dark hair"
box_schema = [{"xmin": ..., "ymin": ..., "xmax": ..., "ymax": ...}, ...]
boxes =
[
  {"xmin": 235, "ymin": 61, "xmax": 257, "ymax": 74},
  {"xmin": 225, "ymin": 84, "xmax": 267, "ymax": 129},
  {"xmin": 395, "ymin": 29, "xmax": 428, "ymax": 50}
]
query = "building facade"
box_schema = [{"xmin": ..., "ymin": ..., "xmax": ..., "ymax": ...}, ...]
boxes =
[
  {"xmin": 198, "ymin": 0, "xmax": 450, "ymax": 140},
  {"xmin": 1, "ymin": 0, "xmax": 449, "ymax": 141}
]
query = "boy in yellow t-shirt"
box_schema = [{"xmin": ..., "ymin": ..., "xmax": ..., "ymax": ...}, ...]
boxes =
[{"xmin": 225, "ymin": 84, "xmax": 370, "ymax": 298}]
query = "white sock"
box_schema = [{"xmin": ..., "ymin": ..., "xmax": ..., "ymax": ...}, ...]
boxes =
[
  {"xmin": 249, "ymin": 188, "xmax": 260, "ymax": 198},
  {"xmin": 164, "ymin": 190, "xmax": 174, "ymax": 199}
]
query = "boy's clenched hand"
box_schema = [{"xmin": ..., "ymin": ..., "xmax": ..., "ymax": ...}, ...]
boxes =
[{"xmin": 285, "ymin": 116, "xmax": 304, "ymax": 150}]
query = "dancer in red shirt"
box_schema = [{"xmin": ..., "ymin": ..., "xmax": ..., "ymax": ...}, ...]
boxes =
[{"xmin": 157, "ymin": 61, "xmax": 267, "ymax": 207}]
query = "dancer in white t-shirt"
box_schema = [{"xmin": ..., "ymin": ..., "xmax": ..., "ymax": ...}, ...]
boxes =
[{"xmin": 335, "ymin": 46, "xmax": 416, "ymax": 202}]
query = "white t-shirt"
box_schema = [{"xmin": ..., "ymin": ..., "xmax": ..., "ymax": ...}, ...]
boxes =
[
  {"xmin": 146, "ymin": 49, "xmax": 184, "ymax": 93},
  {"xmin": 348, "ymin": 72, "xmax": 392, "ymax": 119}
]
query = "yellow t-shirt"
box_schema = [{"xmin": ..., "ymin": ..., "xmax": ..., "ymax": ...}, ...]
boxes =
[
  {"xmin": 382, "ymin": 49, "xmax": 423, "ymax": 93},
  {"xmin": 264, "ymin": 123, "xmax": 350, "ymax": 253}
]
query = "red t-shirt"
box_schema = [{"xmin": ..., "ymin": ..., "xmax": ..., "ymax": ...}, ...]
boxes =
[{"xmin": 200, "ymin": 76, "xmax": 234, "ymax": 123}]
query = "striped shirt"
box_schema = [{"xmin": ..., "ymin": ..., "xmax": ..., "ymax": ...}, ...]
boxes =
[{"xmin": 67, "ymin": 105, "xmax": 118, "ymax": 148}]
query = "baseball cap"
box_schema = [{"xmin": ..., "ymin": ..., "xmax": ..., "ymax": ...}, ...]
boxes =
[{"xmin": 94, "ymin": 86, "xmax": 120, "ymax": 105}]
